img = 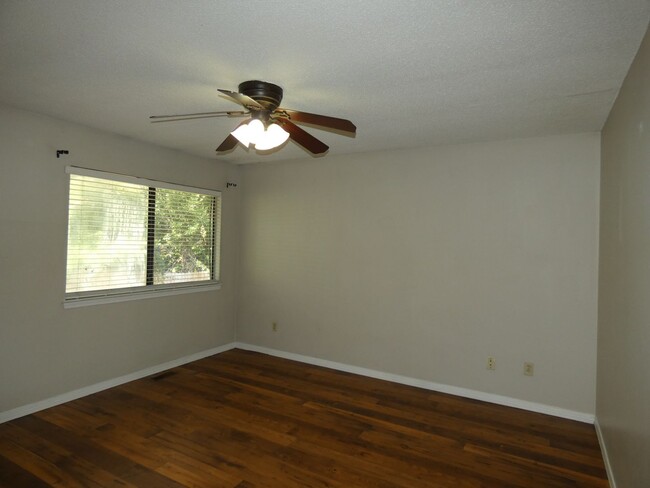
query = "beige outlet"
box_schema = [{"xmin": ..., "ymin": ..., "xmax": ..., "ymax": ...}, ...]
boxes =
[
  {"xmin": 524, "ymin": 362, "xmax": 534, "ymax": 376},
  {"xmin": 487, "ymin": 357, "xmax": 496, "ymax": 370}
]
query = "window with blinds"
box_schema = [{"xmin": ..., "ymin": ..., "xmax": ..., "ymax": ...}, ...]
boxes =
[{"xmin": 65, "ymin": 167, "xmax": 221, "ymax": 304}]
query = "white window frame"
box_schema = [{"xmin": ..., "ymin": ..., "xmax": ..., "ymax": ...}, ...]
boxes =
[{"xmin": 64, "ymin": 166, "xmax": 222, "ymax": 308}]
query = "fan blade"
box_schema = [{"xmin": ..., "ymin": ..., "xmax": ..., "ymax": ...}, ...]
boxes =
[
  {"xmin": 276, "ymin": 109, "xmax": 356, "ymax": 134},
  {"xmin": 217, "ymin": 89, "xmax": 265, "ymax": 110},
  {"xmin": 276, "ymin": 119, "xmax": 329, "ymax": 155},
  {"xmin": 150, "ymin": 110, "xmax": 247, "ymax": 121},
  {"xmin": 216, "ymin": 134, "xmax": 239, "ymax": 152}
]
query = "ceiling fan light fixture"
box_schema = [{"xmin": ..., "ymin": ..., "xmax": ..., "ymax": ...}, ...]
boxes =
[
  {"xmin": 232, "ymin": 119, "xmax": 289, "ymax": 151},
  {"xmin": 231, "ymin": 119, "xmax": 265, "ymax": 147},
  {"xmin": 254, "ymin": 123, "xmax": 290, "ymax": 151}
]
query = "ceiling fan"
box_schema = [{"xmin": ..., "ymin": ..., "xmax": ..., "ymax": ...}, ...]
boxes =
[{"xmin": 150, "ymin": 80, "xmax": 356, "ymax": 155}]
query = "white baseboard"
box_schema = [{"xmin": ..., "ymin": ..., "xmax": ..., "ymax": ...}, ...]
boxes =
[
  {"xmin": 1, "ymin": 341, "xmax": 594, "ymax": 425},
  {"xmin": 0, "ymin": 342, "xmax": 237, "ymax": 424},
  {"xmin": 235, "ymin": 342, "xmax": 595, "ymax": 424},
  {"xmin": 594, "ymin": 418, "xmax": 616, "ymax": 487}
]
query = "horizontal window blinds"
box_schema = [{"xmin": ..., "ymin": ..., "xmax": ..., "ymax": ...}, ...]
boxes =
[{"xmin": 65, "ymin": 168, "xmax": 220, "ymax": 299}]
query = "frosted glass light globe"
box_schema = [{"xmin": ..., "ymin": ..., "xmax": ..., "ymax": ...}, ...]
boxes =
[{"xmin": 255, "ymin": 123, "xmax": 290, "ymax": 151}]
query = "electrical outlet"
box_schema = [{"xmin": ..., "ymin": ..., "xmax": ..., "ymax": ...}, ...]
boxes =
[
  {"xmin": 272, "ymin": 321, "xmax": 278, "ymax": 332},
  {"xmin": 524, "ymin": 362, "xmax": 534, "ymax": 376},
  {"xmin": 487, "ymin": 357, "xmax": 496, "ymax": 370}
]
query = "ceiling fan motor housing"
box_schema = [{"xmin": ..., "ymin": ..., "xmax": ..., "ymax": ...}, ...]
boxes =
[{"xmin": 239, "ymin": 80, "xmax": 283, "ymax": 111}]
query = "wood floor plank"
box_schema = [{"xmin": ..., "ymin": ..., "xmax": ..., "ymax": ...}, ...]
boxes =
[
  {"xmin": 0, "ymin": 452, "xmax": 52, "ymax": 488},
  {"xmin": 0, "ymin": 349, "xmax": 609, "ymax": 487},
  {"xmin": 463, "ymin": 443, "xmax": 609, "ymax": 487},
  {"xmin": 12, "ymin": 415, "xmax": 187, "ymax": 488},
  {"xmin": 0, "ymin": 436, "xmax": 86, "ymax": 488},
  {"xmin": 0, "ymin": 422, "xmax": 136, "ymax": 488}
]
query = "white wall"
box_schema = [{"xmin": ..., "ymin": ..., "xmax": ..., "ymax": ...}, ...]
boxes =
[
  {"xmin": 597, "ymin": 23, "xmax": 650, "ymax": 487},
  {"xmin": 237, "ymin": 133, "xmax": 601, "ymax": 415},
  {"xmin": 0, "ymin": 105, "xmax": 240, "ymax": 413},
  {"xmin": 0, "ymin": 103, "xmax": 603, "ymax": 422}
]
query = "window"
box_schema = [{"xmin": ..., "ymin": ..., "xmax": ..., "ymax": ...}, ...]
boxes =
[{"xmin": 65, "ymin": 167, "xmax": 221, "ymax": 306}]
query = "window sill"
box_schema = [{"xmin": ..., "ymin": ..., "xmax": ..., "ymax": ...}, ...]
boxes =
[{"xmin": 63, "ymin": 282, "xmax": 221, "ymax": 309}]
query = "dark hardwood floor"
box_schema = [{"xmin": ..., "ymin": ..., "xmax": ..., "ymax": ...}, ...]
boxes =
[{"xmin": 0, "ymin": 349, "xmax": 609, "ymax": 487}]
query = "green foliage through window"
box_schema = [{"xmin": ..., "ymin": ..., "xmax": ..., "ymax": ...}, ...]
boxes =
[{"xmin": 153, "ymin": 187, "xmax": 215, "ymax": 284}]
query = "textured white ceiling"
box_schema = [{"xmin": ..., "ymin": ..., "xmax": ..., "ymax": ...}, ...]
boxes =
[{"xmin": 1, "ymin": 1, "xmax": 649, "ymax": 164}]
